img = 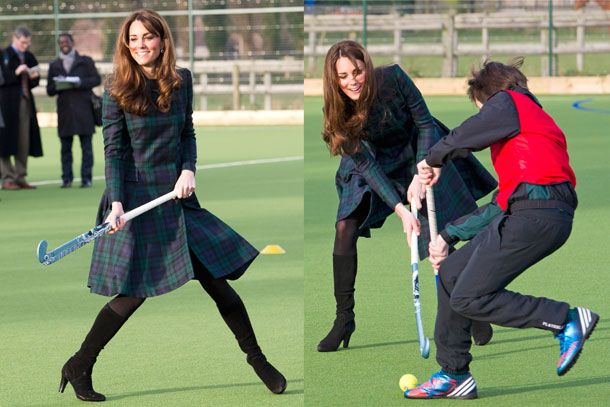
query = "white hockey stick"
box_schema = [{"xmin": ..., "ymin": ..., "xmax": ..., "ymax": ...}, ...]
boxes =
[
  {"xmin": 411, "ymin": 205, "xmax": 430, "ymax": 359},
  {"xmin": 37, "ymin": 191, "xmax": 178, "ymax": 265}
]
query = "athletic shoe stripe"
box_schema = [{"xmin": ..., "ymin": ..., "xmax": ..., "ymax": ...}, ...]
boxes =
[
  {"xmin": 578, "ymin": 307, "xmax": 591, "ymax": 334},
  {"xmin": 454, "ymin": 381, "xmax": 477, "ymax": 397},
  {"xmin": 450, "ymin": 380, "xmax": 476, "ymax": 398},
  {"xmin": 578, "ymin": 308, "xmax": 585, "ymax": 333},
  {"xmin": 583, "ymin": 308, "xmax": 591, "ymax": 325},
  {"xmin": 447, "ymin": 377, "xmax": 473, "ymax": 397}
]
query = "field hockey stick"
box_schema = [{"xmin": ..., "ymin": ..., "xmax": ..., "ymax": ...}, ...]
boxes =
[
  {"xmin": 37, "ymin": 191, "xmax": 178, "ymax": 266},
  {"xmin": 426, "ymin": 186, "xmax": 439, "ymax": 285},
  {"xmin": 410, "ymin": 204, "xmax": 430, "ymax": 359}
]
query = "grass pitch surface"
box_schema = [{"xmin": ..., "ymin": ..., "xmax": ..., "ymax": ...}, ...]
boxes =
[
  {"xmin": 0, "ymin": 125, "xmax": 303, "ymax": 406},
  {"xmin": 304, "ymin": 95, "xmax": 610, "ymax": 406}
]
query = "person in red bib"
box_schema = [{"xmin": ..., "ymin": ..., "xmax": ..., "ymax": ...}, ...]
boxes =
[{"xmin": 405, "ymin": 59, "xmax": 599, "ymax": 399}]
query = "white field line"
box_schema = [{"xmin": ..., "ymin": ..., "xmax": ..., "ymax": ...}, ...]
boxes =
[{"xmin": 30, "ymin": 155, "xmax": 303, "ymax": 186}]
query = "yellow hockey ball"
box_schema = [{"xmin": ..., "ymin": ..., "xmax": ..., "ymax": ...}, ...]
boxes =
[{"xmin": 399, "ymin": 374, "xmax": 419, "ymax": 391}]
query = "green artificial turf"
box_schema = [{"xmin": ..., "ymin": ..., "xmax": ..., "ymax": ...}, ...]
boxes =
[
  {"xmin": 304, "ymin": 95, "xmax": 610, "ymax": 406},
  {"xmin": 0, "ymin": 125, "xmax": 304, "ymax": 406}
]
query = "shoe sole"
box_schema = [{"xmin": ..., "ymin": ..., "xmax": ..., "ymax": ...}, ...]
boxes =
[
  {"xmin": 558, "ymin": 311, "xmax": 599, "ymax": 376},
  {"xmin": 404, "ymin": 393, "xmax": 478, "ymax": 400}
]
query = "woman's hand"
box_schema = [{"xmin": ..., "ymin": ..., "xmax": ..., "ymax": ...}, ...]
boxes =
[
  {"xmin": 428, "ymin": 234, "xmax": 449, "ymax": 270},
  {"xmin": 406, "ymin": 175, "xmax": 426, "ymax": 210},
  {"xmin": 174, "ymin": 169, "xmax": 196, "ymax": 199},
  {"xmin": 395, "ymin": 203, "xmax": 420, "ymax": 247},
  {"xmin": 417, "ymin": 159, "xmax": 442, "ymax": 186},
  {"xmin": 105, "ymin": 202, "xmax": 125, "ymax": 234}
]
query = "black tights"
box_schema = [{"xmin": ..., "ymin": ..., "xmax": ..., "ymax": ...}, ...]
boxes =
[
  {"xmin": 107, "ymin": 251, "xmax": 242, "ymax": 318},
  {"xmin": 333, "ymin": 198, "xmax": 369, "ymax": 256}
]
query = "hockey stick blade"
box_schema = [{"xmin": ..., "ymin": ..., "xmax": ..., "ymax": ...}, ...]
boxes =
[{"xmin": 37, "ymin": 223, "xmax": 111, "ymax": 265}]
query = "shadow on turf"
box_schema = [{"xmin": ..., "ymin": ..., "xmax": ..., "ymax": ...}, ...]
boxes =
[
  {"xmin": 107, "ymin": 378, "xmax": 304, "ymax": 400},
  {"xmin": 488, "ymin": 326, "xmax": 609, "ymax": 346},
  {"xmin": 481, "ymin": 375, "xmax": 610, "ymax": 398},
  {"xmin": 476, "ymin": 329, "xmax": 609, "ymax": 361},
  {"xmin": 346, "ymin": 339, "xmax": 417, "ymax": 351}
]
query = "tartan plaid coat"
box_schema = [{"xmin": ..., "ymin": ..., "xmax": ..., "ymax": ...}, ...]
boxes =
[
  {"xmin": 335, "ymin": 65, "xmax": 497, "ymax": 258},
  {"xmin": 88, "ymin": 69, "xmax": 258, "ymax": 297}
]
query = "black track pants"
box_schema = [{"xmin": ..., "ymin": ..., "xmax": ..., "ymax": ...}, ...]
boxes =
[{"xmin": 435, "ymin": 207, "xmax": 573, "ymax": 375}]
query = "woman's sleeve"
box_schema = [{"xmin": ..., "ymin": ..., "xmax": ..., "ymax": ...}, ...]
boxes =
[
  {"xmin": 394, "ymin": 65, "xmax": 437, "ymax": 162},
  {"xmin": 349, "ymin": 144, "xmax": 402, "ymax": 209},
  {"xmin": 103, "ymin": 91, "xmax": 128, "ymax": 202},
  {"xmin": 440, "ymin": 192, "xmax": 503, "ymax": 245},
  {"xmin": 180, "ymin": 69, "xmax": 196, "ymax": 172}
]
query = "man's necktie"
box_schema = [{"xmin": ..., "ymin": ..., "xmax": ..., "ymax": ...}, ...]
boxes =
[{"xmin": 19, "ymin": 53, "xmax": 30, "ymax": 99}]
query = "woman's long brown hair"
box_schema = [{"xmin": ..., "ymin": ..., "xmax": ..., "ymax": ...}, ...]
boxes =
[
  {"xmin": 322, "ymin": 40, "xmax": 376, "ymax": 156},
  {"xmin": 107, "ymin": 9, "xmax": 182, "ymax": 116}
]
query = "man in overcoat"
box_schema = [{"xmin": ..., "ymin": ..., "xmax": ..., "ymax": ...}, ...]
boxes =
[
  {"xmin": 0, "ymin": 26, "xmax": 43, "ymax": 190},
  {"xmin": 47, "ymin": 33, "xmax": 101, "ymax": 188}
]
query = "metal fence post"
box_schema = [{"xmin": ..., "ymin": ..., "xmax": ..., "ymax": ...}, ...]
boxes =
[
  {"xmin": 53, "ymin": 0, "xmax": 59, "ymax": 56},
  {"xmin": 362, "ymin": 0, "xmax": 367, "ymax": 47},
  {"xmin": 548, "ymin": 0, "xmax": 554, "ymax": 77},
  {"xmin": 188, "ymin": 0, "xmax": 194, "ymax": 74}
]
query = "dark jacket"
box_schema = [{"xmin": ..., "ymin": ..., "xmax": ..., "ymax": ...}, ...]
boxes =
[
  {"xmin": 0, "ymin": 49, "xmax": 5, "ymax": 128},
  {"xmin": 47, "ymin": 51, "xmax": 101, "ymax": 137},
  {"xmin": 88, "ymin": 69, "xmax": 258, "ymax": 297},
  {"xmin": 335, "ymin": 65, "xmax": 497, "ymax": 258},
  {"xmin": 0, "ymin": 45, "xmax": 42, "ymax": 158}
]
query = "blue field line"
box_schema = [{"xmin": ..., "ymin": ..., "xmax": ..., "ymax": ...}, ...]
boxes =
[
  {"xmin": 572, "ymin": 98, "xmax": 610, "ymax": 114},
  {"xmin": 30, "ymin": 155, "xmax": 304, "ymax": 186}
]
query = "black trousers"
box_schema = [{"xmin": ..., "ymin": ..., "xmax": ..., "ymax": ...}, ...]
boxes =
[
  {"xmin": 60, "ymin": 134, "xmax": 93, "ymax": 183},
  {"xmin": 435, "ymin": 207, "xmax": 573, "ymax": 375}
]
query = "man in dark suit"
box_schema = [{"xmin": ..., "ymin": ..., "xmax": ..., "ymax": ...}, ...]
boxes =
[
  {"xmin": 0, "ymin": 26, "xmax": 43, "ymax": 190},
  {"xmin": 47, "ymin": 33, "xmax": 101, "ymax": 188}
]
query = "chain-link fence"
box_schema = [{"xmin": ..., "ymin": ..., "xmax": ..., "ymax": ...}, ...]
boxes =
[
  {"xmin": 305, "ymin": 0, "xmax": 610, "ymax": 78},
  {"xmin": 1, "ymin": 0, "xmax": 304, "ymax": 111}
]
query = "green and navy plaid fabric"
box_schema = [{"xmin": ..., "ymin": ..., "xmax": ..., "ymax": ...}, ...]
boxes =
[
  {"xmin": 335, "ymin": 65, "xmax": 497, "ymax": 258},
  {"xmin": 89, "ymin": 69, "xmax": 258, "ymax": 297}
]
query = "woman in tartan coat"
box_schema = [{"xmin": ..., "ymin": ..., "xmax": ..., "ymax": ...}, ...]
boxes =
[
  {"xmin": 317, "ymin": 41, "xmax": 498, "ymax": 352},
  {"xmin": 59, "ymin": 10, "xmax": 286, "ymax": 402}
]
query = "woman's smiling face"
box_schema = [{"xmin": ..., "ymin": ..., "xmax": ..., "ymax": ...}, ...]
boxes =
[
  {"xmin": 336, "ymin": 56, "xmax": 366, "ymax": 101},
  {"xmin": 128, "ymin": 20, "xmax": 162, "ymax": 71}
]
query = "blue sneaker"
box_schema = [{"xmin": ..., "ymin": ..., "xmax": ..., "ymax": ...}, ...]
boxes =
[
  {"xmin": 555, "ymin": 307, "xmax": 599, "ymax": 376},
  {"xmin": 404, "ymin": 371, "xmax": 477, "ymax": 399}
]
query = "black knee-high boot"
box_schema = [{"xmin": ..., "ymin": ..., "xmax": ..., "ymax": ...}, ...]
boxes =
[
  {"xmin": 318, "ymin": 253, "xmax": 357, "ymax": 352},
  {"xmin": 220, "ymin": 300, "xmax": 287, "ymax": 394},
  {"xmin": 59, "ymin": 304, "xmax": 128, "ymax": 402}
]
